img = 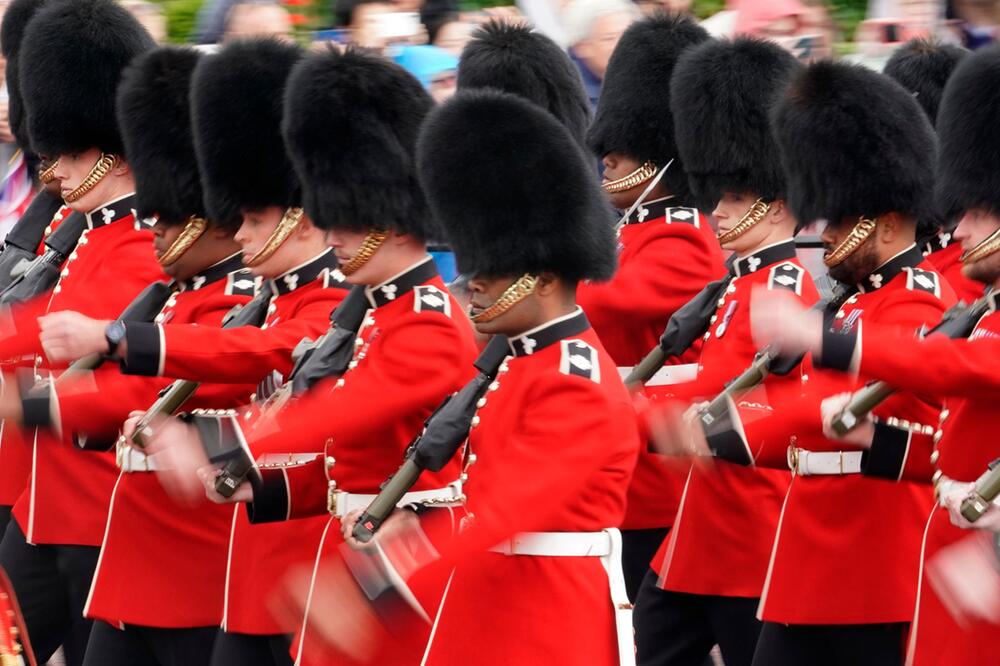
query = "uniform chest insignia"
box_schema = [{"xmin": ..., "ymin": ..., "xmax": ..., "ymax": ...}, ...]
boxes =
[
  {"xmin": 283, "ymin": 273, "xmax": 299, "ymax": 292},
  {"xmin": 905, "ymin": 267, "xmax": 941, "ymax": 298},
  {"xmin": 869, "ymin": 273, "xmax": 883, "ymax": 289},
  {"xmin": 841, "ymin": 309, "xmax": 863, "ymax": 333},
  {"xmin": 747, "ymin": 256, "xmax": 761, "ymax": 273},
  {"xmin": 101, "ymin": 207, "xmax": 114, "ymax": 225},
  {"xmin": 226, "ymin": 268, "xmax": 258, "ymax": 296},
  {"xmin": 413, "ymin": 285, "xmax": 452, "ymax": 316},
  {"xmin": 666, "ymin": 207, "xmax": 699, "ymax": 227},
  {"xmin": 768, "ymin": 262, "xmax": 804, "ymax": 295},
  {"xmin": 636, "ymin": 204, "xmax": 650, "ymax": 222},
  {"xmin": 560, "ymin": 339, "xmax": 600, "ymax": 383},
  {"xmin": 381, "ymin": 284, "xmax": 398, "ymax": 301}
]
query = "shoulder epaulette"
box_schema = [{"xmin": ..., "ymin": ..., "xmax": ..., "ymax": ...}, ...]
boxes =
[
  {"xmin": 226, "ymin": 268, "xmax": 259, "ymax": 296},
  {"xmin": 768, "ymin": 261, "xmax": 805, "ymax": 295},
  {"xmin": 559, "ymin": 339, "xmax": 600, "ymax": 383},
  {"xmin": 904, "ymin": 267, "xmax": 941, "ymax": 298},
  {"xmin": 665, "ymin": 207, "xmax": 700, "ymax": 228},
  {"xmin": 413, "ymin": 284, "xmax": 451, "ymax": 316}
]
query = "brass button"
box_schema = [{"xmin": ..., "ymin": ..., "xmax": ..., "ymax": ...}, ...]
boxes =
[{"xmin": 930, "ymin": 450, "xmax": 940, "ymax": 465}]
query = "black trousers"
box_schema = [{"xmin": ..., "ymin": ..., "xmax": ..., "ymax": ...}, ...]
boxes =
[
  {"xmin": 621, "ymin": 527, "xmax": 670, "ymax": 603},
  {"xmin": 0, "ymin": 505, "xmax": 10, "ymax": 540},
  {"xmin": 82, "ymin": 620, "xmax": 219, "ymax": 666},
  {"xmin": 210, "ymin": 630, "xmax": 293, "ymax": 666},
  {"xmin": 751, "ymin": 620, "xmax": 908, "ymax": 666},
  {"xmin": 634, "ymin": 569, "xmax": 761, "ymax": 666},
  {"xmin": 0, "ymin": 518, "xmax": 100, "ymax": 666}
]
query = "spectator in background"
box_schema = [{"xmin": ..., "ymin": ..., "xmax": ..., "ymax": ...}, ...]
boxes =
[
  {"xmin": 334, "ymin": 0, "xmax": 457, "ymax": 44},
  {"xmin": 429, "ymin": 13, "xmax": 474, "ymax": 55},
  {"xmin": 224, "ymin": 1, "xmax": 295, "ymax": 41},
  {"xmin": 562, "ymin": 0, "xmax": 638, "ymax": 106},
  {"xmin": 122, "ymin": 0, "xmax": 168, "ymax": 43},
  {"xmin": 393, "ymin": 43, "xmax": 458, "ymax": 102},
  {"xmin": 734, "ymin": 0, "xmax": 834, "ymax": 60},
  {"xmin": 946, "ymin": 0, "xmax": 998, "ymax": 48}
]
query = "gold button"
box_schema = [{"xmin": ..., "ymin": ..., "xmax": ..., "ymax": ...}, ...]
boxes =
[
  {"xmin": 933, "ymin": 430, "xmax": 943, "ymax": 444},
  {"xmin": 476, "ymin": 397, "xmax": 487, "ymax": 409},
  {"xmin": 930, "ymin": 450, "xmax": 940, "ymax": 465},
  {"xmin": 709, "ymin": 315, "xmax": 718, "ymax": 324},
  {"xmin": 325, "ymin": 456, "xmax": 336, "ymax": 468},
  {"xmin": 470, "ymin": 416, "xmax": 480, "ymax": 428},
  {"xmin": 932, "ymin": 469, "xmax": 943, "ymax": 484}
]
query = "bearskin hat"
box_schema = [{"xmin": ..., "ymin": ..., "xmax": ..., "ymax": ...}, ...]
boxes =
[
  {"xmin": 884, "ymin": 39, "xmax": 967, "ymax": 124},
  {"xmin": 586, "ymin": 13, "xmax": 710, "ymax": 206},
  {"xmin": 418, "ymin": 89, "xmax": 616, "ymax": 282},
  {"xmin": 671, "ymin": 37, "xmax": 799, "ymax": 212},
  {"xmin": 1, "ymin": 0, "xmax": 49, "ymax": 150},
  {"xmin": 191, "ymin": 39, "xmax": 302, "ymax": 227},
  {"xmin": 19, "ymin": 0, "xmax": 155, "ymax": 158},
  {"xmin": 282, "ymin": 47, "xmax": 434, "ymax": 238},
  {"xmin": 772, "ymin": 60, "xmax": 936, "ymax": 228},
  {"xmin": 457, "ymin": 21, "xmax": 590, "ymax": 148},
  {"xmin": 936, "ymin": 47, "xmax": 1000, "ymax": 218},
  {"xmin": 117, "ymin": 47, "xmax": 209, "ymax": 227}
]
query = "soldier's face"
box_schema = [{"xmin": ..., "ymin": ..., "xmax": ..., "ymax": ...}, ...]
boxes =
[
  {"xmin": 712, "ymin": 192, "xmax": 779, "ymax": 254},
  {"xmin": 152, "ymin": 220, "xmax": 186, "ymax": 279},
  {"xmin": 955, "ymin": 208, "xmax": 1000, "ymax": 284},
  {"xmin": 236, "ymin": 206, "xmax": 302, "ymax": 278},
  {"xmin": 821, "ymin": 217, "xmax": 880, "ymax": 286},
  {"xmin": 466, "ymin": 274, "xmax": 541, "ymax": 335},
  {"xmin": 600, "ymin": 152, "xmax": 666, "ymax": 211},
  {"xmin": 54, "ymin": 148, "xmax": 115, "ymax": 212},
  {"xmin": 326, "ymin": 227, "xmax": 388, "ymax": 285}
]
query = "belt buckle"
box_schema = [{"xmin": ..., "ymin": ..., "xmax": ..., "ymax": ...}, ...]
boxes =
[
  {"xmin": 786, "ymin": 445, "xmax": 801, "ymax": 476},
  {"xmin": 327, "ymin": 482, "xmax": 343, "ymax": 517}
]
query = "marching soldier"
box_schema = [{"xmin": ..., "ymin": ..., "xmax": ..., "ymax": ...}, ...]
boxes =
[
  {"xmin": 678, "ymin": 61, "xmax": 955, "ymax": 666},
  {"xmin": 145, "ymin": 47, "xmax": 478, "ymax": 666},
  {"xmin": 337, "ymin": 87, "xmax": 638, "ymax": 666},
  {"xmin": 753, "ymin": 46, "xmax": 1000, "ymax": 666},
  {"xmin": 578, "ymin": 12, "xmax": 727, "ymax": 600},
  {"xmin": 0, "ymin": 2, "xmax": 161, "ymax": 664},
  {"xmin": 632, "ymin": 37, "xmax": 816, "ymax": 666},
  {"xmin": 881, "ymin": 38, "xmax": 980, "ymax": 303}
]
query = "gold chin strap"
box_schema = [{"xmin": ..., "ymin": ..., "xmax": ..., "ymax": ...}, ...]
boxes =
[
  {"xmin": 63, "ymin": 153, "xmax": 119, "ymax": 203},
  {"xmin": 38, "ymin": 160, "xmax": 59, "ymax": 185},
  {"xmin": 339, "ymin": 230, "xmax": 389, "ymax": 276},
  {"xmin": 246, "ymin": 207, "xmax": 304, "ymax": 268},
  {"xmin": 469, "ymin": 274, "xmax": 539, "ymax": 324},
  {"xmin": 823, "ymin": 216, "xmax": 878, "ymax": 268},
  {"xmin": 716, "ymin": 198, "xmax": 771, "ymax": 245},
  {"xmin": 961, "ymin": 226, "xmax": 1000, "ymax": 265},
  {"xmin": 603, "ymin": 161, "xmax": 658, "ymax": 194},
  {"xmin": 158, "ymin": 216, "xmax": 208, "ymax": 267}
]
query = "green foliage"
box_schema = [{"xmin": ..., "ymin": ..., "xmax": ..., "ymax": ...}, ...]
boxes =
[{"xmin": 151, "ymin": 0, "xmax": 203, "ymax": 43}]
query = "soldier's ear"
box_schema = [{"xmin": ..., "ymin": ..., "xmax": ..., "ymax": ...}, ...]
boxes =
[
  {"xmin": 768, "ymin": 199, "xmax": 787, "ymax": 225},
  {"xmin": 534, "ymin": 272, "xmax": 560, "ymax": 297},
  {"xmin": 112, "ymin": 158, "xmax": 130, "ymax": 177}
]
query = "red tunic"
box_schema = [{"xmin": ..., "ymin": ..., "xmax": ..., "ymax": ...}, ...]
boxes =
[
  {"xmin": 0, "ymin": 195, "xmax": 168, "ymax": 546},
  {"xmin": 389, "ymin": 310, "xmax": 639, "ymax": 665},
  {"xmin": 577, "ymin": 199, "xmax": 726, "ymax": 531},
  {"xmin": 0, "ymin": 204, "xmax": 73, "ymax": 507},
  {"xmin": 239, "ymin": 257, "xmax": 477, "ymax": 664},
  {"xmin": 75, "ymin": 255, "xmax": 258, "ymax": 628},
  {"xmin": 924, "ymin": 235, "xmax": 984, "ymax": 304},
  {"xmin": 708, "ymin": 246, "xmax": 955, "ymax": 625},
  {"xmin": 827, "ymin": 292, "xmax": 1000, "ymax": 665},
  {"xmin": 653, "ymin": 242, "xmax": 818, "ymax": 598}
]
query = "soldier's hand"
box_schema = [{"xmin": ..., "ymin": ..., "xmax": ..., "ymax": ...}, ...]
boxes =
[
  {"xmin": 143, "ymin": 415, "xmax": 211, "ymax": 506},
  {"xmin": 940, "ymin": 482, "xmax": 1000, "ymax": 533},
  {"xmin": 648, "ymin": 401, "xmax": 713, "ymax": 463},
  {"xmin": 121, "ymin": 410, "xmax": 146, "ymax": 442},
  {"xmin": 820, "ymin": 392, "xmax": 875, "ymax": 447},
  {"xmin": 38, "ymin": 311, "xmax": 113, "ymax": 363},
  {"xmin": 750, "ymin": 287, "xmax": 822, "ymax": 355},
  {"xmin": 196, "ymin": 465, "xmax": 252, "ymax": 504},
  {"xmin": 927, "ymin": 532, "xmax": 1000, "ymax": 625}
]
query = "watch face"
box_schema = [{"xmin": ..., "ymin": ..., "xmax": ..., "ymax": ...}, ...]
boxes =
[{"xmin": 106, "ymin": 321, "xmax": 126, "ymax": 344}]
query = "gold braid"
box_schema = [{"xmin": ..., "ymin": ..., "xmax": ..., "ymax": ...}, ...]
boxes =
[
  {"xmin": 961, "ymin": 226, "xmax": 1000, "ymax": 265},
  {"xmin": 339, "ymin": 230, "xmax": 389, "ymax": 276},
  {"xmin": 157, "ymin": 216, "xmax": 208, "ymax": 267},
  {"xmin": 469, "ymin": 274, "xmax": 538, "ymax": 323},
  {"xmin": 63, "ymin": 153, "xmax": 119, "ymax": 203},
  {"xmin": 245, "ymin": 207, "xmax": 304, "ymax": 267},
  {"xmin": 716, "ymin": 198, "xmax": 771, "ymax": 245},
  {"xmin": 823, "ymin": 217, "xmax": 878, "ymax": 268},
  {"xmin": 38, "ymin": 159, "xmax": 59, "ymax": 185},
  {"xmin": 602, "ymin": 161, "xmax": 658, "ymax": 194}
]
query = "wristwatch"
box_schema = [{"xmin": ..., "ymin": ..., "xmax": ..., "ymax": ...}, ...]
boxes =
[{"xmin": 104, "ymin": 320, "xmax": 127, "ymax": 358}]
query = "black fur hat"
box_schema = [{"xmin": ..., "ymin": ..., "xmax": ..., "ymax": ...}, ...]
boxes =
[
  {"xmin": 671, "ymin": 37, "xmax": 799, "ymax": 212},
  {"xmin": 19, "ymin": 0, "xmax": 155, "ymax": 158},
  {"xmin": 282, "ymin": 47, "xmax": 433, "ymax": 238},
  {"xmin": 418, "ymin": 89, "xmax": 616, "ymax": 282},
  {"xmin": 586, "ymin": 13, "xmax": 709, "ymax": 206},
  {"xmin": 1, "ymin": 0, "xmax": 49, "ymax": 150},
  {"xmin": 884, "ymin": 39, "xmax": 968, "ymax": 123},
  {"xmin": 936, "ymin": 47, "xmax": 1000, "ymax": 218},
  {"xmin": 457, "ymin": 21, "xmax": 590, "ymax": 148},
  {"xmin": 191, "ymin": 39, "xmax": 302, "ymax": 227},
  {"xmin": 771, "ymin": 60, "xmax": 936, "ymax": 228},
  {"xmin": 116, "ymin": 47, "xmax": 209, "ymax": 228}
]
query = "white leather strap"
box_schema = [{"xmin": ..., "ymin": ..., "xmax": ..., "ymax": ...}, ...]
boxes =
[
  {"xmin": 488, "ymin": 530, "xmax": 635, "ymax": 666},
  {"xmin": 617, "ymin": 363, "xmax": 698, "ymax": 387},
  {"xmin": 787, "ymin": 447, "xmax": 863, "ymax": 476},
  {"xmin": 327, "ymin": 482, "xmax": 464, "ymax": 519},
  {"xmin": 117, "ymin": 444, "xmax": 164, "ymax": 473}
]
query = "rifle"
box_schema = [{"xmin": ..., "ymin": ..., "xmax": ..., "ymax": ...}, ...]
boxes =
[
  {"xmin": 960, "ymin": 458, "xmax": 1000, "ymax": 523},
  {"xmin": 352, "ymin": 334, "xmax": 510, "ymax": 543},
  {"xmin": 129, "ymin": 283, "xmax": 275, "ymax": 448},
  {"xmin": 829, "ymin": 290, "xmax": 993, "ymax": 436},
  {"xmin": 0, "ymin": 191, "xmax": 64, "ymax": 292},
  {"xmin": 0, "ymin": 211, "xmax": 86, "ymax": 306},
  {"xmin": 213, "ymin": 285, "xmax": 371, "ymax": 497},
  {"xmin": 698, "ymin": 284, "xmax": 855, "ymax": 431}
]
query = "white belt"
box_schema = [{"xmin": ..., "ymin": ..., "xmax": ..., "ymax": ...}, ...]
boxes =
[
  {"xmin": 787, "ymin": 447, "xmax": 863, "ymax": 476},
  {"xmin": 326, "ymin": 482, "xmax": 464, "ymax": 518},
  {"xmin": 617, "ymin": 363, "xmax": 697, "ymax": 387},
  {"xmin": 489, "ymin": 529, "xmax": 635, "ymax": 666},
  {"xmin": 116, "ymin": 443, "xmax": 163, "ymax": 473}
]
